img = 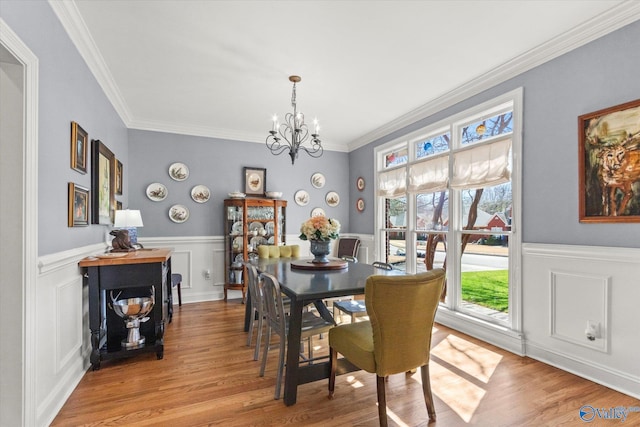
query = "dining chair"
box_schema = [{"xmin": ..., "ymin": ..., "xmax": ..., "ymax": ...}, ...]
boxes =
[
  {"xmin": 259, "ymin": 272, "xmax": 335, "ymax": 399},
  {"xmin": 332, "ymin": 261, "xmax": 394, "ymax": 323},
  {"xmin": 168, "ymin": 273, "xmax": 182, "ymax": 323},
  {"xmin": 244, "ymin": 262, "xmax": 264, "ymax": 361},
  {"xmin": 340, "ymin": 255, "xmax": 358, "ymax": 263},
  {"xmin": 336, "ymin": 237, "xmax": 361, "ymax": 259},
  {"xmin": 328, "ymin": 268, "xmax": 446, "ymax": 426}
]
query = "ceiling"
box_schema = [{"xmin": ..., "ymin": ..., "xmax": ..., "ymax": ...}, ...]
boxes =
[{"xmin": 52, "ymin": 1, "xmax": 638, "ymax": 152}]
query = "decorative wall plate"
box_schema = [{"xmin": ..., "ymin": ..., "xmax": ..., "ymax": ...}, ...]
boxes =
[
  {"xmin": 169, "ymin": 204, "xmax": 189, "ymax": 223},
  {"xmin": 169, "ymin": 162, "xmax": 189, "ymax": 181},
  {"xmin": 146, "ymin": 183, "xmax": 167, "ymax": 201},
  {"xmin": 191, "ymin": 185, "xmax": 210, "ymax": 203},
  {"xmin": 357, "ymin": 198, "xmax": 365, "ymax": 212},
  {"xmin": 295, "ymin": 189, "xmax": 310, "ymax": 206},
  {"xmin": 311, "ymin": 172, "xmax": 325, "ymax": 189},
  {"xmin": 311, "ymin": 207, "xmax": 325, "ymax": 217},
  {"xmin": 357, "ymin": 177, "xmax": 365, "ymax": 191},
  {"xmin": 325, "ymin": 191, "xmax": 340, "ymax": 207}
]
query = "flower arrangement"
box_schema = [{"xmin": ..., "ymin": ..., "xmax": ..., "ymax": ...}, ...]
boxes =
[{"xmin": 299, "ymin": 216, "xmax": 340, "ymax": 241}]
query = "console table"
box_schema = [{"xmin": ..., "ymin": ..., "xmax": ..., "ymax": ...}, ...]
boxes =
[{"xmin": 79, "ymin": 248, "xmax": 173, "ymax": 370}]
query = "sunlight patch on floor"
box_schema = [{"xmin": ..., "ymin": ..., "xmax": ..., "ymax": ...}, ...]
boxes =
[
  {"xmin": 386, "ymin": 406, "xmax": 411, "ymax": 427},
  {"xmin": 431, "ymin": 334, "xmax": 502, "ymax": 383},
  {"xmin": 430, "ymin": 360, "xmax": 485, "ymax": 422},
  {"xmin": 347, "ymin": 375, "xmax": 364, "ymax": 389}
]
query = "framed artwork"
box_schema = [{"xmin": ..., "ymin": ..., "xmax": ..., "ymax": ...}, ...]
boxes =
[
  {"xmin": 244, "ymin": 167, "xmax": 266, "ymax": 196},
  {"xmin": 356, "ymin": 176, "xmax": 365, "ymax": 191},
  {"xmin": 356, "ymin": 198, "xmax": 365, "ymax": 212},
  {"xmin": 91, "ymin": 139, "xmax": 116, "ymax": 224},
  {"xmin": 115, "ymin": 159, "xmax": 123, "ymax": 195},
  {"xmin": 68, "ymin": 183, "xmax": 90, "ymax": 227},
  {"xmin": 578, "ymin": 98, "xmax": 640, "ymax": 223},
  {"xmin": 70, "ymin": 121, "xmax": 88, "ymax": 174},
  {"xmin": 116, "ymin": 200, "xmax": 122, "ymax": 211}
]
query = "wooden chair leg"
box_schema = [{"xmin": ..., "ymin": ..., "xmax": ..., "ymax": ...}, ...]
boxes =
[
  {"xmin": 376, "ymin": 375, "xmax": 388, "ymax": 427},
  {"xmin": 177, "ymin": 281, "xmax": 182, "ymax": 306},
  {"xmin": 421, "ymin": 364, "xmax": 436, "ymax": 421},
  {"xmin": 328, "ymin": 347, "xmax": 337, "ymax": 398}
]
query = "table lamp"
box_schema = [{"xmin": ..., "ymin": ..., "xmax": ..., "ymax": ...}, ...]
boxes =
[{"xmin": 114, "ymin": 209, "xmax": 144, "ymax": 246}]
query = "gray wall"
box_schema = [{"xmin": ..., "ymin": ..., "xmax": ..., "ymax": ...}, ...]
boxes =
[
  {"xmin": 350, "ymin": 19, "xmax": 640, "ymax": 248},
  {"xmin": 128, "ymin": 129, "xmax": 350, "ymax": 238},
  {"xmin": 1, "ymin": 0, "xmax": 129, "ymax": 256}
]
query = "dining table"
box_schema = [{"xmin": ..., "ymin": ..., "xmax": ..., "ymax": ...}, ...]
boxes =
[{"xmin": 253, "ymin": 257, "xmax": 403, "ymax": 406}]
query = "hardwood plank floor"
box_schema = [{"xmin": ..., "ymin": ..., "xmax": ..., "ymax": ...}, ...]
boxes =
[{"xmin": 52, "ymin": 301, "xmax": 639, "ymax": 426}]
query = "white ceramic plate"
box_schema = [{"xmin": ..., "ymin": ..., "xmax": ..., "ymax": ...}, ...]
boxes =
[
  {"xmin": 265, "ymin": 221, "xmax": 275, "ymax": 235},
  {"xmin": 233, "ymin": 236, "xmax": 244, "ymax": 250},
  {"xmin": 311, "ymin": 172, "xmax": 325, "ymax": 189},
  {"xmin": 357, "ymin": 198, "xmax": 365, "ymax": 212},
  {"xmin": 146, "ymin": 183, "xmax": 167, "ymax": 201},
  {"xmin": 169, "ymin": 204, "xmax": 189, "ymax": 223},
  {"xmin": 191, "ymin": 185, "xmax": 210, "ymax": 203},
  {"xmin": 325, "ymin": 191, "xmax": 340, "ymax": 207},
  {"xmin": 231, "ymin": 221, "xmax": 243, "ymax": 234},
  {"xmin": 311, "ymin": 207, "xmax": 325, "ymax": 217},
  {"xmin": 249, "ymin": 221, "xmax": 264, "ymax": 232},
  {"xmin": 295, "ymin": 190, "xmax": 310, "ymax": 206},
  {"xmin": 228, "ymin": 192, "xmax": 246, "ymax": 199},
  {"xmin": 169, "ymin": 162, "xmax": 189, "ymax": 181}
]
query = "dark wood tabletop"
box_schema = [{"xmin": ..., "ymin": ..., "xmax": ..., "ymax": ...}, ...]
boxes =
[{"xmin": 255, "ymin": 257, "xmax": 403, "ymax": 405}]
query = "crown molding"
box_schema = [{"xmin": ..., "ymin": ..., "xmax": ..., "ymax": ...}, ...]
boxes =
[
  {"xmin": 347, "ymin": 1, "xmax": 640, "ymax": 152},
  {"xmin": 128, "ymin": 118, "xmax": 348, "ymax": 152},
  {"xmin": 48, "ymin": 0, "xmax": 133, "ymax": 124}
]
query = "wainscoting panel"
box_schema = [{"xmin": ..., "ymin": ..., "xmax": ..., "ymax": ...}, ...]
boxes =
[
  {"xmin": 55, "ymin": 277, "xmax": 83, "ymax": 373},
  {"xmin": 523, "ymin": 243, "xmax": 640, "ymax": 398},
  {"xmin": 550, "ymin": 271, "xmax": 609, "ymax": 352}
]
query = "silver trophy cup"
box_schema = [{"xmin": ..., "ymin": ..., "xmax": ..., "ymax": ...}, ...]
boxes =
[{"xmin": 110, "ymin": 287, "xmax": 155, "ymax": 349}]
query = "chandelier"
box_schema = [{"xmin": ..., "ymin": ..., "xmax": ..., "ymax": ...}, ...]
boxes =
[{"xmin": 266, "ymin": 75, "xmax": 322, "ymax": 165}]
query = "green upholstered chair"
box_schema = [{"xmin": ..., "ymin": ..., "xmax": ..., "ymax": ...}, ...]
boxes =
[
  {"xmin": 260, "ymin": 272, "xmax": 334, "ymax": 399},
  {"xmin": 257, "ymin": 244, "xmax": 300, "ymax": 259},
  {"xmin": 328, "ymin": 268, "xmax": 446, "ymax": 426}
]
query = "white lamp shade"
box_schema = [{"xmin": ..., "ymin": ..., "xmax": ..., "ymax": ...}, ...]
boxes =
[{"xmin": 114, "ymin": 209, "xmax": 144, "ymax": 228}]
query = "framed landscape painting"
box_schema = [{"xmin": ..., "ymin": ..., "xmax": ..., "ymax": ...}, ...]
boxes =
[
  {"xmin": 91, "ymin": 139, "xmax": 115, "ymax": 224},
  {"xmin": 578, "ymin": 98, "xmax": 640, "ymax": 223}
]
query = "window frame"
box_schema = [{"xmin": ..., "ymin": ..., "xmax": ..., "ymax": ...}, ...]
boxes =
[{"xmin": 374, "ymin": 88, "xmax": 523, "ymax": 332}]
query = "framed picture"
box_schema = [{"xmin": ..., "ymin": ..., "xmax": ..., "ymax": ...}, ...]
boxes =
[
  {"xmin": 115, "ymin": 160, "xmax": 123, "ymax": 195},
  {"xmin": 116, "ymin": 200, "xmax": 122, "ymax": 211},
  {"xmin": 68, "ymin": 183, "xmax": 90, "ymax": 227},
  {"xmin": 91, "ymin": 139, "xmax": 116, "ymax": 224},
  {"xmin": 578, "ymin": 98, "xmax": 640, "ymax": 223},
  {"xmin": 356, "ymin": 176, "xmax": 365, "ymax": 191},
  {"xmin": 244, "ymin": 167, "xmax": 266, "ymax": 196},
  {"xmin": 356, "ymin": 198, "xmax": 365, "ymax": 212},
  {"xmin": 70, "ymin": 121, "xmax": 88, "ymax": 174}
]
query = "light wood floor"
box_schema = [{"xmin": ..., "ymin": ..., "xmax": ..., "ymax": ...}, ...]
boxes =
[{"xmin": 52, "ymin": 300, "xmax": 638, "ymax": 426}]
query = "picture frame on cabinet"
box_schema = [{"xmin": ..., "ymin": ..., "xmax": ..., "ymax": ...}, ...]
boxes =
[
  {"xmin": 70, "ymin": 121, "xmax": 88, "ymax": 174},
  {"xmin": 68, "ymin": 182, "xmax": 90, "ymax": 227},
  {"xmin": 244, "ymin": 167, "xmax": 266, "ymax": 196},
  {"xmin": 91, "ymin": 139, "xmax": 116, "ymax": 224},
  {"xmin": 578, "ymin": 98, "xmax": 640, "ymax": 223}
]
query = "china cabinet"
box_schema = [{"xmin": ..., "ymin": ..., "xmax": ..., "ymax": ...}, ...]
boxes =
[{"xmin": 224, "ymin": 197, "xmax": 287, "ymax": 301}]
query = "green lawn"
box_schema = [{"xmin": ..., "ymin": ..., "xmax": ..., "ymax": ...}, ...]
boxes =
[{"xmin": 460, "ymin": 270, "xmax": 509, "ymax": 312}]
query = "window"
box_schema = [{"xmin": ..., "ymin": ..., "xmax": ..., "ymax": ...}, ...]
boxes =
[{"xmin": 375, "ymin": 89, "xmax": 522, "ymax": 330}]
